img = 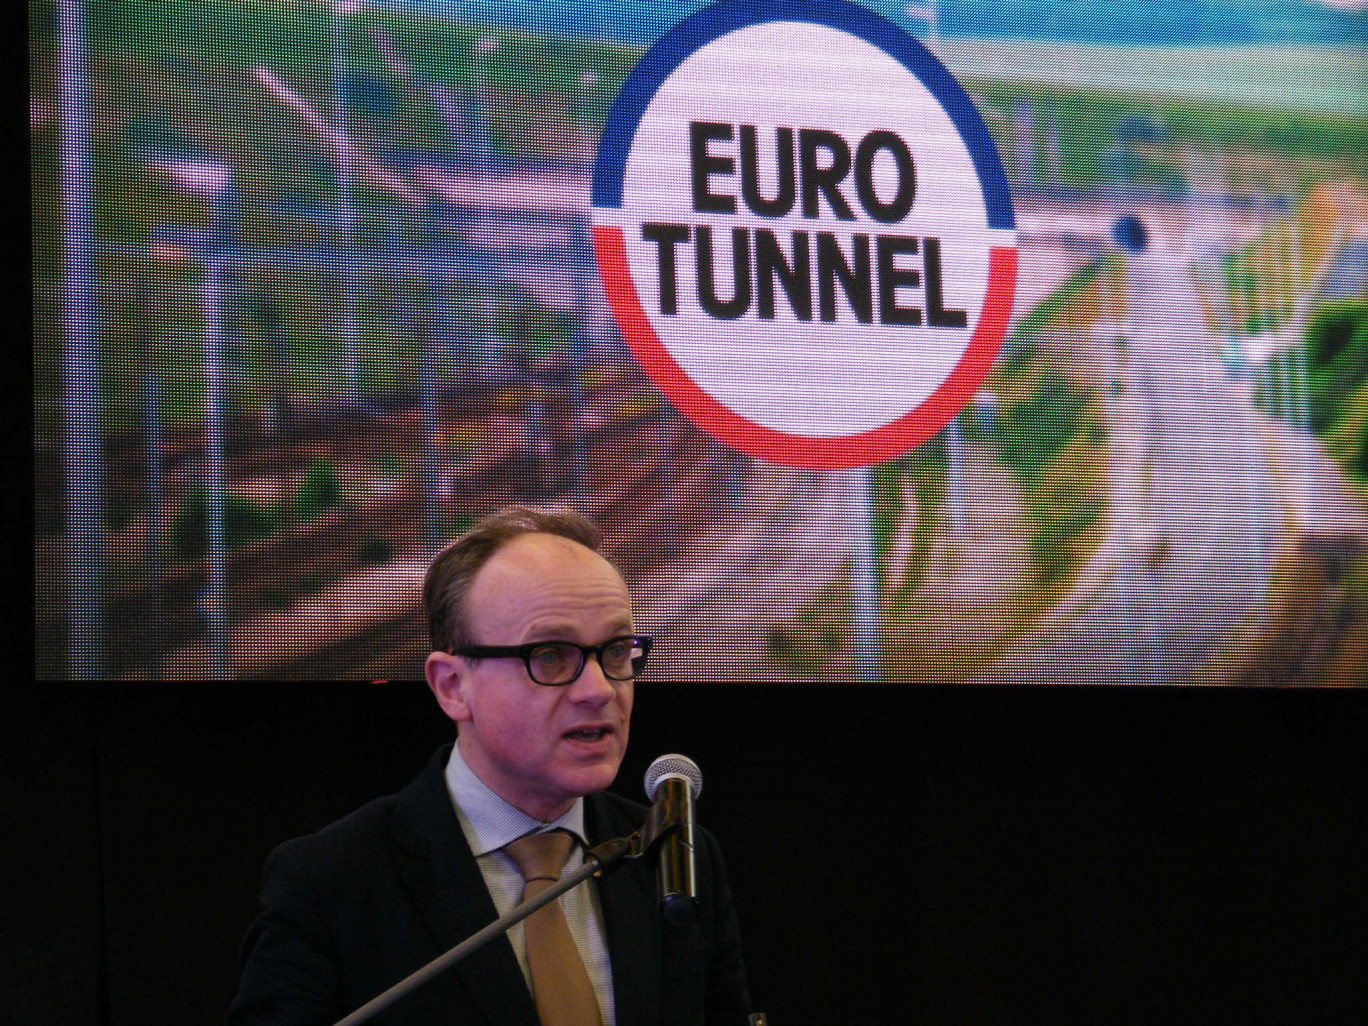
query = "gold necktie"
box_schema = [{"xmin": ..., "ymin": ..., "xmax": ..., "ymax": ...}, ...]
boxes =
[{"xmin": 503, "ymin": 830, "xmax": 603, "ymax": 1026}]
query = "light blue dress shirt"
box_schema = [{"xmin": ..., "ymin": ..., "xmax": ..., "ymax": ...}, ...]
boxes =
[{"xmin": 443, "ymin": 740, "xmax": 617, "ymax": 1025}]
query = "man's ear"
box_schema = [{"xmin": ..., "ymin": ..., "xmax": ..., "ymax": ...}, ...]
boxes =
[{"xmin": 426, "ymin": 651, "xmax": 473, "ymax": 724}]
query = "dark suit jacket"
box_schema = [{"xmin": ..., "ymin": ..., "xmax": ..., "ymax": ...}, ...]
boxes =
[{"xmin": 227, "ymin": 745, "xmax": 751, "ymax": 1025}]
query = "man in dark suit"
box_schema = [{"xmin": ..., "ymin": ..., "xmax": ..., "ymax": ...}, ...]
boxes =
[{"xmin": 227, "ymin": 506, "xmax": 752, "ymax": 1025}]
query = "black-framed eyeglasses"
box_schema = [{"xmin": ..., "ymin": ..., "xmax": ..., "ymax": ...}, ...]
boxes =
[{"xmin": 453, "ymin": 634, "xmax": 654, "ymax": 686}]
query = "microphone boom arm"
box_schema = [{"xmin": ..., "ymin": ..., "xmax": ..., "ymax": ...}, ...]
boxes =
[{"xmin": 332, "ymin": 831, "xmax": 642, "ymax": 1026}]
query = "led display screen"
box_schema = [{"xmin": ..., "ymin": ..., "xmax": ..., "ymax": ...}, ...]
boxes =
[{"xmin": 32, "ymin": 0, "xmax": 1368, "ymax": 681}]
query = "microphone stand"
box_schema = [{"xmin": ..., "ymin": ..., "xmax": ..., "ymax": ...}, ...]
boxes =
[{"xmin": 332, "ymin": 834, "xmax": 641, "ymax": 1026}]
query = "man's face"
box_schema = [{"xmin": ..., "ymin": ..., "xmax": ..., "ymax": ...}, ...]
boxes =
[{"xmin": 426, "ymin": 533, "xmax": 636, "ymax": 822}]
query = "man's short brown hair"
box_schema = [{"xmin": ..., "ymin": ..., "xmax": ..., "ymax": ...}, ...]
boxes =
[{"xmin": 423, "ymin": 505, "xmax": 605, "ymax": 655}]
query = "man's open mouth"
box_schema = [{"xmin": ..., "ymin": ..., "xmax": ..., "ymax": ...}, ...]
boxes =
[{"xmin": 564, "ymin": 727, "xmax": 611, "ymax": 742}]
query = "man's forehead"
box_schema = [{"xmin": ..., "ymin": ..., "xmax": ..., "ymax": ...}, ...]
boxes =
[
  {"xmin": 464, "ymin": 536, "xmax": 632, "ymax": 645},
  {"xmin": 470, "ymin": 532, "xmax": 630, "ymax": 606}
]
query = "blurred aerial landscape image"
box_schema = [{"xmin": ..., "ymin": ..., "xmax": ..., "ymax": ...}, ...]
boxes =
[{"xmin": 32, "ymin": 0, "xmax": 1368, "ymax": 681}]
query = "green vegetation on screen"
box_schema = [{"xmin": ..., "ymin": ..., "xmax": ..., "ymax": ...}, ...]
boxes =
[
  {"xmin": 973, "ymin": 81, "xmax": 1368, "ymax": 189},
  {"xmin": 982, "ymin": 263, "xmax": 1112, "ymax": 587},
  {"xmin": 1256, "ymin": 301, "xmax": 1368, "ymax": 485},
  {"xmin": 770, "ymin": 260, "xmax": 1115, "ymax": 675}
]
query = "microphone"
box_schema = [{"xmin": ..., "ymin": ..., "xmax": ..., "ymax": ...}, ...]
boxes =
[{"xmin": 643, "ymin": 754, "xmax": 703, "ymax": 926}]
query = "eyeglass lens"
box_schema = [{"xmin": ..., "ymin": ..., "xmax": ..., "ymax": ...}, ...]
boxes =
[{"xmin": 527, "ymin": 638, "xmax": 643, "ymax": 685}]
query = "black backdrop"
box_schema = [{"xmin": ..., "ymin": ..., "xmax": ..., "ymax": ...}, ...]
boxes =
[{"xmin": 13, "ymin": 683, "xmax": 1368, "ymax": 1025}]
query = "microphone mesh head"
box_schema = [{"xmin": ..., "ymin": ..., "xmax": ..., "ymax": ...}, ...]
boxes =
[{"xmin": 644, "ymin": 753, "xmax": 703, "ymax": 801}]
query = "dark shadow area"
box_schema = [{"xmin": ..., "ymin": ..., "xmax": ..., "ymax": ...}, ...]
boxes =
[{"xmin": 15, "ymin": 683, "xmax": 1368, "ymax": 1025}]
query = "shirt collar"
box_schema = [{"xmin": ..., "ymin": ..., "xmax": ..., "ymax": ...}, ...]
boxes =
[{"xmin": 444, "ymin": 740, "xmax": 587, "ymax": 857}]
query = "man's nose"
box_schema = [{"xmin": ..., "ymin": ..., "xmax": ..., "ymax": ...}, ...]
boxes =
[{"xmin": 569, "ymin": 655, "xmax": 616, "ymax": 702}]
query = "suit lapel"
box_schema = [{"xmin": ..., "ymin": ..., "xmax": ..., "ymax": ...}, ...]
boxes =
[
  {"xmin": 393, "ymin": 745, "xmax": 539, "ymax": 1026},
  {"xmin": 588, "ymin": 793, "xmax": 662, "ymax": 1026}
]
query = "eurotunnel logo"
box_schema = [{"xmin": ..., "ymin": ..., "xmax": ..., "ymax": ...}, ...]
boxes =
[{"xmin": 592, "ymin": 0, "xmax": 1017, "ymax": 470}]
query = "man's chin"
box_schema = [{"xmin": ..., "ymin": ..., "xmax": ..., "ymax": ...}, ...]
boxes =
[{"xmin": 557, "ymin": 758, "xmax": 623, "ymax": 798}]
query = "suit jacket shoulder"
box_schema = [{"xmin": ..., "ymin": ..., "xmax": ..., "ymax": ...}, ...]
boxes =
[{"xmin": 228, "ymin": 745, "xmax": 537, "ymax": 1026}]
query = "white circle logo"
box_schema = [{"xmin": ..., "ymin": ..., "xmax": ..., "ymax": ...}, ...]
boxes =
[{"xmin": 593, "ymin": 0, "xmax": 1017, "ymax": 469}]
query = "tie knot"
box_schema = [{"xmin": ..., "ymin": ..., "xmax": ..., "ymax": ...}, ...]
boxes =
[{"xmin": 504, "ymin": 829, "xmax": 574, "ymax": 884}]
